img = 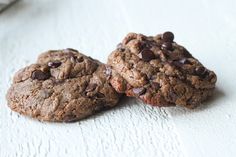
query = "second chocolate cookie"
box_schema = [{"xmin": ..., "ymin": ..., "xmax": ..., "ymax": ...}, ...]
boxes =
[
  {"xmin": 107, "ymin": 32, "xmax": 217, "ymax": 108},
  {"xmin": 7, "ymin": 49, "xmax": 120, "ymax": 122}
]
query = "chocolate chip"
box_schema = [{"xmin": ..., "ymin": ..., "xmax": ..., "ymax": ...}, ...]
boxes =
[
  {"xmin": 195, "ymin": 67, "xmax": 205, "ymax": 75},
  {"xmin": 31, "ymin": 70, "xmax": 50, "ymax": 80},
  {"xmin": 195, "ymin": 67, "xmax": 209, "ymax": 78},
  {"xmin": 141, "ymin": 49, "xmax": 156, "ymax": 62},
  {"xmin": 85, "ymin": 83, "xmax": 97, "ymax": 92},
  {"xmin": 162, "ymin": 32, "xmax": 174, "ymax": 42},
  {"xmin": 161, "ymin": 42, "xmax": 173, "ymax": 51},
  {"xmin": 48, "ymin": 60, "xmax": 62, "ymax": 68},
  {"xmin": 76, "ymin": 57, "xmax": 84, "ymax": 63},
  {"xmin": 133, "ymin": 87, "xmax": 146, "ymax": 96},
  {"xmin": 151, "ymin": 82, "xmax": 160, "ymax": 89}
]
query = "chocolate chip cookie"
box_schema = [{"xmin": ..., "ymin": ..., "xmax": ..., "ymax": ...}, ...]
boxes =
[
  {"xmin": 107, "ymin": 32, "xmax": 217, "ymax": 108},
  {"xmin": 7, "ymin": 49, "xmax": 120, "ymax": 122}
]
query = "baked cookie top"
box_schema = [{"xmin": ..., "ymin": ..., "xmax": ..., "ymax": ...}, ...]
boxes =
[
  {"xmin": 107, "ymin": 32, "xmax": 217, "ymax": 108},
  {"xmin": 7, "ymin": 49, "xmax": 120, "ymax": 122}
]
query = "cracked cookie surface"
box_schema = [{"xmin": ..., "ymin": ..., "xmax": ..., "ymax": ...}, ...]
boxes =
[
  {"xmin": 7, "ymin": 49, "xmax": 120, "ymax": 122},
  {"xmin": 107, "ymin": 32, "xmax": 217, "ymax": 108}
]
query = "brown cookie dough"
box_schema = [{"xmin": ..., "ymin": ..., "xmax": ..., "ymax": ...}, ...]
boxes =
[
  {"xmin": 7, "ymin": 49, "xmax": 120, "ymax": 122},
  {"xmin": 107, "ymin": 32, "xmax": 217, "ymax": 108}
]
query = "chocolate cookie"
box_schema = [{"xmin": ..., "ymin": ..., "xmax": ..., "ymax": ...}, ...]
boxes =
[
  {"xmin": 7, "ymin": 49, "xmax": 120, "ymax": 122},
  {"xmin": 107, "ymin": 32, "xmax": 217, "ymax": 108}
]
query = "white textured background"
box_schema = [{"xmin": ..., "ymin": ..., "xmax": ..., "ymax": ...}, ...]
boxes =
[{"xmin": 0, "ymin": 0, "xmax": 236, "ymax": 157}]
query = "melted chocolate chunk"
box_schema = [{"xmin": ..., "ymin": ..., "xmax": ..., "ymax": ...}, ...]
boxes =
[
  {"xmin": 141, "ymin": 49, "xmax": 156, "ymax": 62},
  {"xmin": 31, "ymin": 70, "xmax": 50, "ymax": 80}
]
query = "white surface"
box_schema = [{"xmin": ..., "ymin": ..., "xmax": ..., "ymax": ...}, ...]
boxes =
[{"xmin": 0, "ymin": 0, "xmax": 236, "ymax": 157}]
